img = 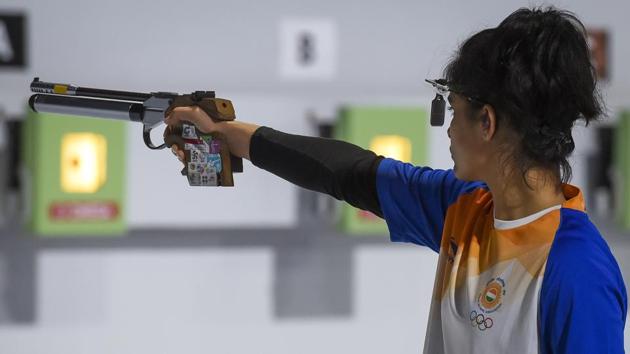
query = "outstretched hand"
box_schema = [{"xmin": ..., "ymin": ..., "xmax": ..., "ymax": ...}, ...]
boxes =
[{"xmin": 163, "ymin": 106, "xmax": 218, "ymax": 164}]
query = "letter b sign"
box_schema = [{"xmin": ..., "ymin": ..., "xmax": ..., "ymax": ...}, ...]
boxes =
[{"xmin": 0, "ymin": 14, "xmax": 25, "ymax": 68}]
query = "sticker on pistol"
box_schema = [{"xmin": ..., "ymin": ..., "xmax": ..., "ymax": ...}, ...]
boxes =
[
  {"xmin": 185, "ymin": 143, "xmax": 209, "ymax": 154},
  {"xmin": 200, "ymin": 135, "xmax": 213, "ymax": 145},
  {"xmin": 207, "ymin": 154, "xmax": 222, "ymax": 173},
  {"xmin": 188, "ymin": 162, "xmax": 203, "ymax": 174},
  {"xmin": 201, "ymin": 142, "xmax": 211, "ymax": 153},
  {"xmin": 188, "ymin": 162, "xmax": 197, "ymax": 174},
  {"xmin": 183, "ymin": 137, "xmax": 204, "ymax": 145},
  {"xmin": 182, "ymin": 124, "xmax": 198, "ymax": 139},
  {"xmin": 189, "ymin": 162, "xmax": 216, "ymax": 175},
  {"xmin": 200, "ymin": 167, "xmax": 218, "ymax": 186},
  {"xmin": 188, "ymin": 172, "xmax": 201, "ymax": 185},
  {"xmin": 190, "ymin": 149, "xmax": 204, "ymax": 163},
  {"xmin": 210, "ymin": 140, "xmax": 221, "ymax": 154}
]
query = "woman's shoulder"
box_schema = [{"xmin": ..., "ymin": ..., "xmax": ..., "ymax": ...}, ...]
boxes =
[{"xmin": 545, "ymin": 208, "xmax": 625, "ymax": 291}]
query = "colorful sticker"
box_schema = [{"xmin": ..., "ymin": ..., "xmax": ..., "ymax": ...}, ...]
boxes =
[
  {"xmin": 182, "ymin": 124, "xmax": 198, "ymax": 139},
  {"xmin": 209, "ymin": 140, "xmax": 219, "ymax": 154},
  {"xmin": 183, "ymin": 137, "xmax": 204, "ymax": 145},
  {"xmin": 189, "ymin": 162, "xmax": 218, "ymax": 175},
  {"xmin": 207, "ymin": 154, "xmax": 222, "ymax": 173},
  {"xmin": 182, "ymin": 133, "xmax": 224, "ymax": 187},
  {"xmin": 187, "ymin": 168, "xmax": 218, "ymax": 186},
  {"xmin": 190, "ymin": 149, "xmax": 204, "ymax": 163},
  {"xmin": 201, "ymin": 135, "xmax": 213, "ymax": 145},
  {"xmin": 185, "ymin": 143, "xmax": 209, "ymax": 154},
  {"xmin": 200, "ymin": 166, "xmax": 218, "ymax": 186},
  {"xmin": 188, "ymin": 172, "xmax": 201, "ymax": 185}
]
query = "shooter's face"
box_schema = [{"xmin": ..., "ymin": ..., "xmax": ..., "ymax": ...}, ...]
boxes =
[{"xmin": 447, "ymin": 94, "xmax": 488, "ymax": 182}]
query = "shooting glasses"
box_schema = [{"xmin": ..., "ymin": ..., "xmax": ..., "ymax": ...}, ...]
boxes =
[{"xmin": 425, "ymin": 79, "xmax": 485, "ymax": 126}]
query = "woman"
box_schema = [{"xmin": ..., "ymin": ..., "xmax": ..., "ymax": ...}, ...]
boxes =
[{"xmin": 165, "ymin": 7, "xmax": 626, "ymax": 354}]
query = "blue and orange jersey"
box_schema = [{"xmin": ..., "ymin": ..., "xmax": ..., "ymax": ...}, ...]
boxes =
[{"xmin": 375, "ymin": 158, "xmax": 627, "ymax": 354}]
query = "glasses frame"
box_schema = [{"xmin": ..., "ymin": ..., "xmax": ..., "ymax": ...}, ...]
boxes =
[{"xmin": 425, "ymin": 79, "xmax": 485, "ymax": 126}]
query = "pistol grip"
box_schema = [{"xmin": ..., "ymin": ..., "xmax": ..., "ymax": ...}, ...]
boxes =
[{"xmin": 164, "ymin": 122, "xmax": 236, "ymax": 187}]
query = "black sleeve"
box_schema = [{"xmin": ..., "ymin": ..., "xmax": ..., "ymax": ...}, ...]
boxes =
[{"xmin": 249, "ymin": 126, "xmax": 384, "ymax": 218}]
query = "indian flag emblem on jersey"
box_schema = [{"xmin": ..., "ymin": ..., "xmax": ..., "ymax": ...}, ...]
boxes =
[
  {"xmin": 478, "ymin": 278, "xmax": 506, "ymax": 313},
  {"xmin": 485, "ymin": 289, "xmax": 498, "ymax": 303}
]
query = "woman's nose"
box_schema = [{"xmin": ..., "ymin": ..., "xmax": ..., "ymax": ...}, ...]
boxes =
[{"xmin": 447, "ymin": 127, "xmax": 452, "ymax": 139}]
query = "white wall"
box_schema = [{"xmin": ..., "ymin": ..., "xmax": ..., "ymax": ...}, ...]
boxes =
[{"xmin": 0, "ymin": 246, "xmax": 437, "ymax": 354}]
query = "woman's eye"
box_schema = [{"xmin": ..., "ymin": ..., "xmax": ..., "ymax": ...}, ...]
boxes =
[{"xmin": 447, "ymin": 106, "xmax": 454, "ymax": 112}]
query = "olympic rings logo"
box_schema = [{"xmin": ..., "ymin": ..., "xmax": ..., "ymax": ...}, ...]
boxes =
[{"xmin": 470, "ymin": 310, "xmax": 494, "ymax": 331}]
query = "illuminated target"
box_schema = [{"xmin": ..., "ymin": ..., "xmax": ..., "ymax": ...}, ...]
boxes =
[{"xmin": 60, "ymin": 132, "xmax": 107, "ymax": 193}]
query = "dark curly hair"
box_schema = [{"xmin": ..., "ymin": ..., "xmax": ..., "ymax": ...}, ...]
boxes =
[{"xmin": 443, "ymin": 7, "xmax": 603, "ymax": 185}]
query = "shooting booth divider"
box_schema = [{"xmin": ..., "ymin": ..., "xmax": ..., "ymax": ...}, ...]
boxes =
[
  {"xmin": 22, "ymin": 108, "xmax": 127, "ymax": 236},
  {"xmin": 0, "ymin": 109, "xmax": 6, "ymax": 227},
  {"xmin": 615, "ymin": 111, "xmax": 630, "ymax": 229},
  {"xmin": 334, "ymin": 106, "xmax": 428, "ymax": 235}
]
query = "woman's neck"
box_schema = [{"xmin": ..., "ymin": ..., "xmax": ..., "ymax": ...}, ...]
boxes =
[{"xmin": 485, "ymin": 167, "xmax": 567, "ymax": 221}]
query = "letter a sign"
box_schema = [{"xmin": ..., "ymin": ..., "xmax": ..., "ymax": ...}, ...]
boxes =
[{"xmin": 0, "ymin": 14, "xmax": 25, "ymax": 68}]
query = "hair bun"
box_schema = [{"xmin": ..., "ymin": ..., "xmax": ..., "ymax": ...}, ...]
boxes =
[{"xmin": 525, "ymin": 124, "xmax": 575, "ymax": 161}]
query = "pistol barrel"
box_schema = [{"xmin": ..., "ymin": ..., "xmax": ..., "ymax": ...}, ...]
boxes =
[
  {"xmin": 29, "ymin": 94, "xmax": 144, "ymax": 122},
  {"xmin": 30, "ymin": 77, "xmax": 151, "ymax": 102}
]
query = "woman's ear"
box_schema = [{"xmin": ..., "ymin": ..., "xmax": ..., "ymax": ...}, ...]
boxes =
[{"xmin": 480, "ymin": 104, "xmax": 497, "ymax": 141}]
